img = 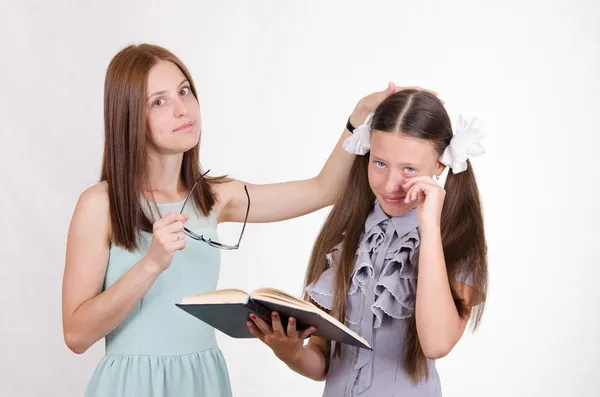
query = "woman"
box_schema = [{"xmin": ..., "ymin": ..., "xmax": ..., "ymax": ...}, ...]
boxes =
[{"xmin": 61, "ymin": 43, "xmax": 431, "ymax": 396}]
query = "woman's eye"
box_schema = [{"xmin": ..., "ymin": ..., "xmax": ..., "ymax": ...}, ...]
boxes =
[
  {"xmin": 180, "ymin": 87, "xmax": 190, "ymax": 96},
  {"xmin": 153, "ymin": 98, "xmax": 165, "ymax": 107}
]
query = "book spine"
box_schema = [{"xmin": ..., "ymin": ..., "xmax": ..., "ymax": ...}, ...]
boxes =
[{"xmin": 245, "ymin": 299, "xmax": 273, "ymax": 324}]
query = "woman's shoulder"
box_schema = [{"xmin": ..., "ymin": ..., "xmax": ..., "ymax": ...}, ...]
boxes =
[
  {"xmin": 78, "ymin": 182, "xmax": 110, "ymax": 210},
  {"xmin": 207, "ymin": 176, "xmax": 239, "ymax": 216},
  {"xmin": 73, "ymin": 182, "xmax": 111, "ymax": 237},
  {"xmin": 208, "ymin": 175, "xmax": 237, "ymax": 194}
]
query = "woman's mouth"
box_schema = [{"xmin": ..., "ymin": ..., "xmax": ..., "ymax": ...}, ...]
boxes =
[{"xmin": 174, "ymin": 121, "xmax": 195, "ymax": 132}]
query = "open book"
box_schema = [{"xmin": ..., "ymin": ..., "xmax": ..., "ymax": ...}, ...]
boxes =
[{"xmin": 176, "ymin": 287, "xmax": 371, "ymax": 350}]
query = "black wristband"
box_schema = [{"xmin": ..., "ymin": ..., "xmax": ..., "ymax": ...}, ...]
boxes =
[{"xmin": 346, "ymin": 117, "xmax": 356, "ymax": 133}]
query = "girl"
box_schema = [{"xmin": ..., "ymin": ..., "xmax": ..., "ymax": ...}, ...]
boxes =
[
  {"xmin": 61, "ymin": 43, "xmax": 430, "ymax": 396},
  {"xmin": 248, "ymin": 90, "xmax": 488, "ymax": 396}
]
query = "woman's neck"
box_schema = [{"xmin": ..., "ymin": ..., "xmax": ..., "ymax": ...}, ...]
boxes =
[{"xmin": 144, "ymin": 151, "xmax": 186, "ymax": 203}]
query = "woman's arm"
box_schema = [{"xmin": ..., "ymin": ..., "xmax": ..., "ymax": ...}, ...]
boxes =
[
  {"xmin": 61, "ymin": 183, "xmax": 186, "ymax": 354},
  {"xmin": 215, "ymin": 127, "xmax": 354, "ymax": 224},
  {"xmin": 217, "ymin": 84, "xmax": 435, "ymax": 223}
]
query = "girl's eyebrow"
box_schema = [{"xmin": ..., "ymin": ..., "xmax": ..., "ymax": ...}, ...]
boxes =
[{"xmin": 371, "ymin": 154, "xmax": 419, "ymax": 168}]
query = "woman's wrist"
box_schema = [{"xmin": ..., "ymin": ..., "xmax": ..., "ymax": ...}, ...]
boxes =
[{"xmin": 348, "ymin": 105, "xmax": 370, "ymax": 130}]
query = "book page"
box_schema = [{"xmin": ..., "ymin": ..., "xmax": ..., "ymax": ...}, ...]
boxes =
[
  {"xmin": 179, "ymin": 289, "xmax": 249, "ymax": 305},
  {"xmin": 313, "ymin": 309, "xmax": 368, "ymax": 346},
  {"xmin": 252, "ymin": 288, "xmax": 369, "ymax": 348},
  {"xmin": 251, "ymin": 287, "xmax": 316, "ymax": 311}
]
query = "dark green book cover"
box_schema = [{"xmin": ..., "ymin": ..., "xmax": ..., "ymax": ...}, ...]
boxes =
[{"xmin": 176, "ymin": 290, "xmax": 371, "ymax": 350}]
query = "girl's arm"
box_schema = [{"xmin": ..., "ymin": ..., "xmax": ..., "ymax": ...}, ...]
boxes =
[
  {"xmin": 403, "ymin": 176, "xmax": 473, "ymax": 359},
  {"xmin": 416, "ymin": 224, "xmax": 473, "ymax": 359}
]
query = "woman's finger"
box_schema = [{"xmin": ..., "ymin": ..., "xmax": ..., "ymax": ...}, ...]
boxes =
[
  {"xmin": 164, "ymin": 221, "xmax": 186, "ymax": 234},
  {"xmin": 155, "ymin": 212, "xmax": 188, "ymax": 229},
  {"xmin": 386, "ymin": 81, "xmax": 396, "ymax": 94}
]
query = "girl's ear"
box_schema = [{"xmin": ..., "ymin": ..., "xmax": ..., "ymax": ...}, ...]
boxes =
[{"xmin": 435, "ymin": 161, "xmax": 446, "ymax": 178}]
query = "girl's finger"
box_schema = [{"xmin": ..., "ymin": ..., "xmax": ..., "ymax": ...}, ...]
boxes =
[
  {"xmin": 287, "ymin": 317, "xmax": 297, "ymax": 338},
  {"xmin": 299, "ymin": 326, "xmax": 317, "ymax": 340},
  {"xmin": 247, "ymin": 321, "xmax": 265, "ymax": 342},
  {"xmin": 249, "ymin": 313, "xmax": 273, "ymax": 336},
  {"xmin": 403, "ymin": 176, "xmax": 436, "ymax": 189},
  {"xmin": 407, "ymin": 183, "xmax": 429, "ymax": 203},
  {"xmin": 411, "ymin": 185, "xmax": 422, "ymax": 202},
  {"xmin": 271, "ymin": 312, "xmax": 285, "ymax": 336},
  {"xmin": 404, "ymin": 186, "xmax": 416, "ymax": 203}
]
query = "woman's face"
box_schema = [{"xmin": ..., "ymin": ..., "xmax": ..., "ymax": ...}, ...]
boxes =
[
  {"xmin": 368, "ymin": 130, "xmax": 444, "ymax": 217},
  {"xmin": 144, "ymin": 60, "xmax": 201, "ymax": 154}
]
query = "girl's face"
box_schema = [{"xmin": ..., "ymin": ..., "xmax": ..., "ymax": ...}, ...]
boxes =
[
  {"xmin": 145, "ymin": 60, "xmax": 201, "ymax": 155},
  {"xmin": 368, "ymin": 130, "xmax": 445, "ymax": 217}
]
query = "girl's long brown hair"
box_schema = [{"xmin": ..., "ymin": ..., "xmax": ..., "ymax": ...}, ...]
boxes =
[
  {"xmin": 100, "ymin": 44, "xmax": 226, "ymax": 251},
  {"xmin": 303, "ymin": 90, "xmax": 488, "ymax": 383}
]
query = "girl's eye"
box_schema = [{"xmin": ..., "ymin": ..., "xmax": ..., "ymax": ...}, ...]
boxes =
[
  {"xmin": 375, "ymin": 161, "xmax": 385, "ymax": 168},
  {"xmin": 405, "ymin": 167, "xmax": 416, "ymax": 173},
  {"xmin": 153, "ymin": 98, "xmax": 165, "ymax": 107}
]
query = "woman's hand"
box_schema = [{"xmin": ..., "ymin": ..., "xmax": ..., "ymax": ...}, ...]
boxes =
[
  {"xmin": 349, "ymin": 82, "xmax": 442, "ymax": 127},
  {"xmin": 143, "ymin": 212, "xmax": 188, "ymax": 272}
]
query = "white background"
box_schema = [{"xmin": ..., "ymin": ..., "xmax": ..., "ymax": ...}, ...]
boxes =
[{"xmin": 1, "ymin": 1, "xmax": 599, "ymax": 396}]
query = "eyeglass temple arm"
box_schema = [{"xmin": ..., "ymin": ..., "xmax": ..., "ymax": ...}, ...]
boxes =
[
  {"xmin": 236, "ymin": 185, "xmax": 250, "ymax": 245},
  {"xmin": 180, "ymin": 169, "xmax": 211, "ymax": 214}
]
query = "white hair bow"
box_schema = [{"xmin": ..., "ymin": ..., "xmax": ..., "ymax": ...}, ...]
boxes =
[
  {"xmin": 342, "ymin": 113, "xmax": 374, "ymax": 156},
  {"xmin": 342, "ymin": 112, "xmax": 485, "ymax": 174},
  {"xmin": 440, "ymin": 115, "xmax": 485, "ymax": 174}
]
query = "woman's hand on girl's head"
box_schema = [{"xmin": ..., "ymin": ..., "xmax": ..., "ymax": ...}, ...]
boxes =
[
  {"xmin": 350, "ymin": 82, "xmax": 443, "ymax": 127},
  {"xmin": 247, "ymin": 311, "xmax": 316, "ymax": 364}
]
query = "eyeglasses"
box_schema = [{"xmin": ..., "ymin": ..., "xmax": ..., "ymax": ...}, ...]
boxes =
[{"xmin": 179, "ymin": 170, "xmax": 250, "ymax": 250}]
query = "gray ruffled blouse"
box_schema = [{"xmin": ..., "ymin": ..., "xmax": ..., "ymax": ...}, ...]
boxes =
[{"xmin": 306, "ymin": 201, "xmax": 446, "ymax": 396}]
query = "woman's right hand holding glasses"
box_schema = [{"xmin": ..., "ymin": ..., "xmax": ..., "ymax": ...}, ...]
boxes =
[{"xmin": 143, "ymin": 212, "xmax": 189, "ymax": 273}]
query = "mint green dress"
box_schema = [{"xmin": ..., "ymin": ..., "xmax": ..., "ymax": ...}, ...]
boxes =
[{"xmin": 84, "ymin": 201, "xmax": 232, "ymax": 397}]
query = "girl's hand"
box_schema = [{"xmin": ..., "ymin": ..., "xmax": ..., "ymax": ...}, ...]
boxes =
[
  {"xmin": 247, "ymin": 312, "xmax": 317, "ymax": 363},
  {"xmin": 403, "ymin": 176, "xmax": 446, "ymax": 229}
]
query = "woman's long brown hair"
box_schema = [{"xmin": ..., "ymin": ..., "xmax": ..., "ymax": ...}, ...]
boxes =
[
  {"xmin": 100, "ymin": 44, "xmax": 226, "ymax": 251},
  {"xmin": 303, "ymin": 90, "xmax": 488, "ymax": 383}
]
